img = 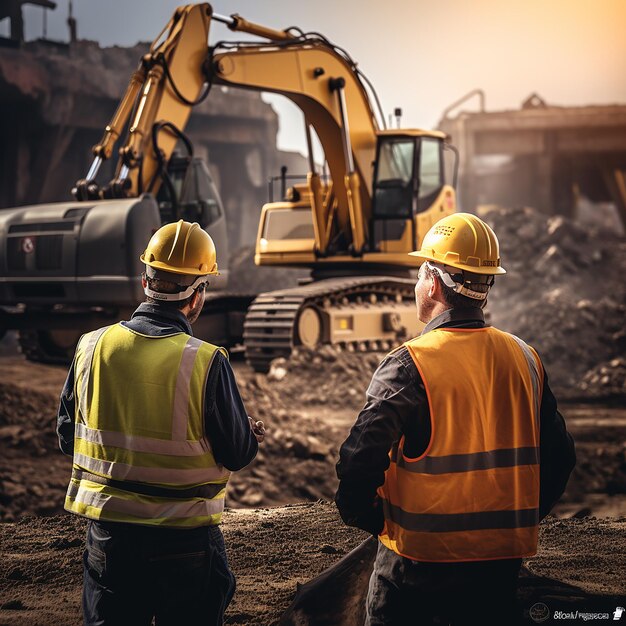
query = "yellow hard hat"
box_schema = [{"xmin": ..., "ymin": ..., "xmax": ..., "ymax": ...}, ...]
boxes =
[
  {"xmin": 410, "ymin": 213, "xmax": 506, "ymax": 275},
  {"xmin": 140, "ymin": 220, "xmax": 219, "ymax": 276}
]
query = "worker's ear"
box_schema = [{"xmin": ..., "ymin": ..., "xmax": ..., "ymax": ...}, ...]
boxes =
[
  {"xmin": 191, "ymin": 286, "xmax": 204, "ymax": 308},
  {"xmin": 428, "ymin": 273, "xmax": 439, "ymax": 299},
  {"xmin": 428, "ymin": 274, "xmax": 449, "ymax": 304}
]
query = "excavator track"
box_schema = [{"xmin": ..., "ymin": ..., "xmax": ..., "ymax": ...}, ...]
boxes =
[
  {"xmin": 243, "ymin": 276, "xmax": 419, "ymax": 373},
  {"xmin": 17, "ymin": 329, "xmax": 79, "ymax": 365},
  {"xmin": 13, "ymin": 294, "xmax": 257, "ymax": 367}
]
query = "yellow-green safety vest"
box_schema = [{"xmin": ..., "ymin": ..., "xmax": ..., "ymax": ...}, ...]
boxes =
[{"xmin": 64, "ymin": 323, "xmax": 230, "ymax": 528}]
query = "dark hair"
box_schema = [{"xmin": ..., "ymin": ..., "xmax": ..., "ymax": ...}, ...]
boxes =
[
  {"xmin": 426, "ymin": 266, "xmax": 489, "ymax": 310},
  {"xmin": 145, "ymin": 277, "xmax": 197, "ymax": 310}
]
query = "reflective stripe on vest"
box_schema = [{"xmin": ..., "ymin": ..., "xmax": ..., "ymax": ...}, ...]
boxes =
[
  {"xmin": 393, "ymin": 445, "xmax": 539, "ymax": 475},
  {"xmin": 66, "ymin": 478, "xmax": 226, "ymax": 528},
  {"xmin": 378, "ymin": 327, "xmax": 543, "ymax": 562},
  {"xmin": 65, "ymin": 323, "xmax": 230, "ymax": 528},
  {"xmin": 74, "ymin": 422, "xmax": 212, "ymax": 456}
]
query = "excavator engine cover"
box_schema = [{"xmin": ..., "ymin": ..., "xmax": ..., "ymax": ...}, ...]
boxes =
[{"xmin": 0, "ymin": 196, "xmax": 161, "ymax": 306}]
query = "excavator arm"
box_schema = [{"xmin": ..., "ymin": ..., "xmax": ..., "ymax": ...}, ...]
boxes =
[
  {"xmin": 74, "ymin": 3, "xmax": 212, "ymax": 201},
  {"xmin": 73, "ymin": 3, "xmax": 382, "ymax": 256}
]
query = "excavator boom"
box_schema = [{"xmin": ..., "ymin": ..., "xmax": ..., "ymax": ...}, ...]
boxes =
[{"xmin": 211, "ymin": 41, "xmax": 380, "ymax": 253}]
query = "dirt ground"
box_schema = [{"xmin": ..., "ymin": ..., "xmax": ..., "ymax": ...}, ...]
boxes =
[
  {"xmin": 0, "ymin": 505, "xmax": 624, "ymax": 626},
  {"xmin": 0, "ymin": 353, "xmax": 625, "ymax": 624}
]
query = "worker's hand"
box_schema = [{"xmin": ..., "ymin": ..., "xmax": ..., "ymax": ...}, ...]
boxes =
[{"xmin": 248, "ymin": 416, "xmax": 266, "ymax": 443}]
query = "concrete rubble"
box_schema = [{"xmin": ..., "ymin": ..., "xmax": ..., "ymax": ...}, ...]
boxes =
[{"xmin": 481, "ymin": 205, "xmax": 626, "ymax": 398}]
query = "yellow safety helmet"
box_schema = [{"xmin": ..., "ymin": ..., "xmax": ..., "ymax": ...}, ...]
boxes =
[
  {"xmin": 140, "ymin": 220, "xmax": 219, "ymax": 276},
  {"xmin": 410, "ymin": 213, "xmax": 506, "ymax": 275}
]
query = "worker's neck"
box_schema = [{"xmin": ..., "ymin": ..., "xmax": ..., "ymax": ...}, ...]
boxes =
[{"xmin": 424, "ymin": 302, "xmax": 451, "ymax": 325}]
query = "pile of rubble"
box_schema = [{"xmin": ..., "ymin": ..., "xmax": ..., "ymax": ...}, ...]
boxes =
[
  {"xmin": 480, "ymin": 206, "xmax": 626, "ymax": 398},
  {"xmin": 579, "ymin": 358, "xmax": 626, "ymax": 399}
]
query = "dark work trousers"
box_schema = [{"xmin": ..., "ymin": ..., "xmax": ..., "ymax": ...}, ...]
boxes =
[
  {"xmin": 82, "ymin": 520, "xmax": 235, "ymax": 626},
  {"xmin": 366, "ymin": 540, "xmax": 522, "ymax": 626}
]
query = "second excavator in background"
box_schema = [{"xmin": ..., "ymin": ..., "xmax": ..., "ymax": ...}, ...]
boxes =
[{"xmin": 0, "ymin": 3, "xmax": 458, "ymax": 371}]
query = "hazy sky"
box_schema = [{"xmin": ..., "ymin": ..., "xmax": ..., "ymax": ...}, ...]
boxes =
[{"xmin": 9, "ymin": 0, "xmax": 626, "ymax": 153}]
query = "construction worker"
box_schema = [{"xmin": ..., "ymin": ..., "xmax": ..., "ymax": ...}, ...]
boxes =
[
  {"xmin": 336, "ymin": 213, "xmax": 575, "ymax": 626},
  {"xmin": 57, "ymin": 220, "xmax": 264, "ymax": 626}
]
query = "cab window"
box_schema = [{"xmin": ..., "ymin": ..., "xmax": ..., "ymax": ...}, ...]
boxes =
[
  {"xmin": 417, "ymin": 138, "xmax": 443, "ymax": 210},
  {"xmin": 263, "ymin": 208, "xmax": 314, "ymax": 240},
  {"xmin": 373, "ymin": 138, "xmax": 415, "ymax": 217}
]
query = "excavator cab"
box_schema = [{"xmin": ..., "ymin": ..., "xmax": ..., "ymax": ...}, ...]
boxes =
[
  {"xmin": 255, "ymin": 130, "xmax": 457, "ymax": 270},
  {"xmin": 156, "ymin": 154, "xmax": 229, "ymax": 282},
  {"xmin": 371, "ymin": 131, "xmax": 457, "ymax": 254},
  {"xmin": 156, "ymin": 155, "xmax": 223, "ymax": 227}
]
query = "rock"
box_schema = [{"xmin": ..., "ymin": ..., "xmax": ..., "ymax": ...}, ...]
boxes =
[
  {"xmin": 268, "ymin": 365, "xmax": 288, "ymax": 382},
  {"xmin": 0, "ymin": 599, "xmax": 26, "ymax": 610},
  {"xmin": 320, "ymin": 544, "xmax": 338, "ymax": 554}
]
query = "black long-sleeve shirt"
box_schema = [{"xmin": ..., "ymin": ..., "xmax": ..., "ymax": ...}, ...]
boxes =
[
  {"xmin": 56, "ymin": 302, "xmax": 258, "ymax": 471},
  {"xmin": 335, "ymin": 307, "xmax": 576, "ymax": 536}
]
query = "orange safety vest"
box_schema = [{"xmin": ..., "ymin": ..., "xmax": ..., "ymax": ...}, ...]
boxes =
[{"xmin": 378, "ymin": 326, "xmax": 543, "ymax": 562}]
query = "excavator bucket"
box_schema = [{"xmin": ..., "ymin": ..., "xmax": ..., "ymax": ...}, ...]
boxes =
[{"xmin": 278, "ymin": 537, "xmax": 377, "ymax": 626}]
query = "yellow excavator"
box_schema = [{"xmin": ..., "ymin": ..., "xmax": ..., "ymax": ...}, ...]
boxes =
[{"xmin": 1, "ymin": 3, "xmax": 458, "ymax": 371}]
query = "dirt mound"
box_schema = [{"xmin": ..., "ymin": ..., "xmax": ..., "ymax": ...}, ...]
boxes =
[
  {"xmin": 557, "ymin": 404, "xmax": 626, "ymax": 516},
  {"xmin": 0, "ymin": 508, "xmax": 623, "ymax": 626},
  {"xmin": 0, "ymin": 383, "xmax": 59, "ymax": 456},
  {"xmin": 480, "ymin": 206, "xmax": 626, "ymax": 397},
  {"xmin": 266, "ymin": 346, "xmax": 381, "ymax": 409},
  {"xmin": 0, "ymin": 383, "xmax": 71, "ymax": 521},
  {"xmin": 0, "ymin": 354, "xmax": 369, "ymax": 519}
]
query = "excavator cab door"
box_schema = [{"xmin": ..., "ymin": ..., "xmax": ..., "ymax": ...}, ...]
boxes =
[
  {"xmin": 371, "ymin": 135, "xmax": 446, "ymax": 252},
  {"xmin": 371, "ymin": 136, "xmax": 416, "ymax": 251}
]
